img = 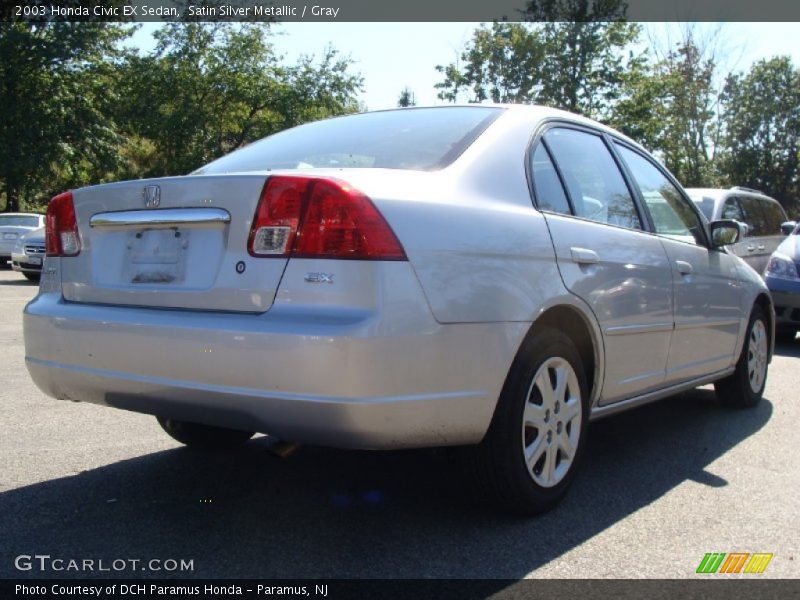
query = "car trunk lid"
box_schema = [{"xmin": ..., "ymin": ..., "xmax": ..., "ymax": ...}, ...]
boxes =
[{"xmin": 61, "ymin": 175, "xmax": 285, "ymax": 313}]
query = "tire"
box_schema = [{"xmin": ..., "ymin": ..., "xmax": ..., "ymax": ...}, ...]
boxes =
[
  {"xmin": 23, "ymin": 272, "xmax": 40, "ymax": 282},
  {"xmin": 775, "ymin": 329, "xmax": 797, "ymax": 344},
  {"xmin": 156, "ymin": 417, "xmax": 255, "ymax": 449},
  {"xmin": 714, "ymin": 305, "xmax": 769, "ymax": 408},
  {"xmin": 471, "ymin": 327, "xmax": 589, "ymax": 515}
]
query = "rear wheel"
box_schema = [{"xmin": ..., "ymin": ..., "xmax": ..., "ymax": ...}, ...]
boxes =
[
  {"xmin": 471, "ymin": 328, "xmax": 589, "ymax": 515},
  {"xmin": 715, "ymin": 305, "xmax": 769, "ymax": 408},
  {"xmin": 157, "ymin": 417, "xmax": 254, "ymax": 449}
]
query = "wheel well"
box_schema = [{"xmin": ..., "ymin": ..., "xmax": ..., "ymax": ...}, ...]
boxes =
[
  {"xmin": 754, "ymin": 292, "xmax": 774, "ymax": 359},
  {"xmin": 532, "ymin": 306, "xmax": 598, "ymax": 402}
]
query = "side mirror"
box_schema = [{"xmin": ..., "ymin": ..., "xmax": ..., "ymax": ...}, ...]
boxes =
[
  {"xmin": 781, "ymin": 220, "xmax": 797, "ymax": 236},
  {"xmin": 710, "ymin": 220, "xmax": 743, "ymax": 248}
]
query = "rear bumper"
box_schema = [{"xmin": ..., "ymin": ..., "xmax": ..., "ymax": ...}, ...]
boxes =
[{"xmin": 24, "ymin": 264, "xmax": 527, "ymax": 449}]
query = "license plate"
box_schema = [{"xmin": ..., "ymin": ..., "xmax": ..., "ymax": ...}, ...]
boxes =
[
  {"xmin": 28, "ymin": 256, "xmax": 42, "ymax": 265},
  {"xmin": 126, "ymin": 228, "xmax": 188, "ymax": 284}
]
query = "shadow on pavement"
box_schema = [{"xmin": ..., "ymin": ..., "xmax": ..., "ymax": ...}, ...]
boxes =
[
  {"xmin": 774, "ymin": 338, "xmax": 800, "ymax": 358},
  {"xmin": 0, "ymin": 390, "xmax": 772, "ymax": 579}
]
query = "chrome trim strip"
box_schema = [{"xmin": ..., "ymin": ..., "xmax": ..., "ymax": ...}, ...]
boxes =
[
  {"xmin": 673, "ymin": 318, "xmax": 741, "ymax": 331},
  {"xmin": 589, "ymin": 367, "xmax": 736, "ymax": 421},
  {"xmin": 604, "ymin": 322, "xmax": 674, "ymax": 336},
  {"xmin": 90, "ymin": 208, "xmax": 231, "ymax": 229}
]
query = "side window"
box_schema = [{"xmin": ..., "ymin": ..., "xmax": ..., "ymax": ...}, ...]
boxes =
[
  {"xmin": 615, "ymin": 144, "xmax": 704, "ymax": 245},
  {"xmin": 544, "ymin": 128, "xmax": 641, "ymax": 230},
  {"xmin": 530, "ymin": 143, "xmax": 571, "ymax": 215},
  {"xmin": 762, "ymin": 200, "xmax": 788, "ymax": 234},
  {"xmin": 721, "ymin": 198, "xmax": 745, "ymax": 222},
  {"xmin": 739, "ymin": 196, "xmax": 769, "ymax": 237}
]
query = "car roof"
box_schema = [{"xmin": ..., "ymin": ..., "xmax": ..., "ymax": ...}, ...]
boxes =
[
  {"xmin": 357, "ymin": 104, "xmax": 649, "ymax": 155},
  {"xmin": 685, "ymin": 187, "xmax": 778, "ymax": 204}
]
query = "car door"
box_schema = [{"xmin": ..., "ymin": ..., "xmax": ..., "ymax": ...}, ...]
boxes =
[
  {"xmin": 738, "ymin": 195, "xmax": 774, "ymax": 273},
  {"xmin": 614, "ymin": 143, "xmax": 743, "ymax": 382},
  {"xmin": 754, "ymin": 197, "xmax": 790, "ymax": 272},
  {"xmin": 532, "ymin": 126, "xmax": 674, "ymax": 404}
]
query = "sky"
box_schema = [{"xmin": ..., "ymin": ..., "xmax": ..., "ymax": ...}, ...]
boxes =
[{"xmin": 128, "ymin": 22, "xmax": 800, "ymax": 111}]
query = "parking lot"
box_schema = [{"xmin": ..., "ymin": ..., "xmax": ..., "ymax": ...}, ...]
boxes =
[{"xmin": 0, "ymin": 264, "xmax": 798, "ymax": 580}]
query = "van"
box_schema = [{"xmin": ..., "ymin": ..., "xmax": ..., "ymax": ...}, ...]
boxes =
[{"xmin": 687, "ymin": 187, "xmax": 794, "ymax": 274}]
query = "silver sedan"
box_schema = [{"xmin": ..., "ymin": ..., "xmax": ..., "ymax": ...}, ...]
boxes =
[{"xmin": 23, "ymin": 105, "xmax": 773, "ymax": 514}]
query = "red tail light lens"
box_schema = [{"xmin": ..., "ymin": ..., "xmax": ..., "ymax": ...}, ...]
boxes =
[
  {"xmin": 45, "ymin": 191, "xmax": 81, "ymax": 257},
  {"xmin": 248, "ymin": 176, "xmax": 406, "ymax": 261}
]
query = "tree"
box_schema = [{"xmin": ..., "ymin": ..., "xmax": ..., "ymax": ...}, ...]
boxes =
[
  {"xmin": 117, "ymin": 24, "xmax": 362, "ymax": 178},
  {"xmin": 0, "ymin": 23, "xmax": 133, "ymax": 212},
  {"xmin": 397, "ymin": 87, "xmax": 416, "ymax": 107},
  {"xmin": 720, "ymin": 57, "xmax": 800, "ymax": 214},
  {"xmin": 433, "ymin": 19, "xmax": 642, "ymax": 119}
]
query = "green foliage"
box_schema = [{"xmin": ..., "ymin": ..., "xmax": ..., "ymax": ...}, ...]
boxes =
[
  {"xmin": 720, "ymin": 57, "xmax": 800, "ymax": 215},
  {"xmin": 116, "ymin": 24, "xmax": 362, "ymax": 178},
  {"xmin": 433, "ymin": 20, "xmax": 642, "ymax": 118},
  {"xmin": 397, "ymin": 87, "xmax": 416, "ymax": 107},
  {"xmin": 614, "ymin": 37, "xmax": 721, "ymax": 186},
  {"xmin": 0, "ymin": 22, "xmax": 133, "ymax": 212},
  {"xmin": 0, "ymin": 22, "xmax": 362, "ymax": 212}
]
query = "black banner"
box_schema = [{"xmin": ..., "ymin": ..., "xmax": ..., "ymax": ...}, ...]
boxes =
[
  {"xmin": 3, "ymin": 0, "xmax": 800, "ymax": 22},
  {"xmin": 3, "ymin": 579, "xmax": 800, "ymax": 600}
]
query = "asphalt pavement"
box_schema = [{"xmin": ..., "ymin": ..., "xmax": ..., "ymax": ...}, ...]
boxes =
[{"xmin": 0, "ymin": 264, "xmax": 798, "ymax": 580}]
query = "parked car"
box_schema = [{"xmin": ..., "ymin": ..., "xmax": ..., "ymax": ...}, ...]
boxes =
[
  {"xmin": 11, "ymin": 227, "xmax": 45, "ymax": 281},
  {"xmin": 687, "ymin": 187, "xmax": 794, "ymax": 274},
  {"xmin": 764, "ymin": 222, "xmax": 800, "ymax": 343},
  {"xmin": 24, "ymin": 106, "xmax": 774, "ymax": 514},
  {"xmin": 0, "ymin": 213, "xmax": 44, "ymax": 265}
]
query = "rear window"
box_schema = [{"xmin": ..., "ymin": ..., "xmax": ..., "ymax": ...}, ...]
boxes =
[
  {"xmin": 195, "ymin": 107, "xmax": 503, "ymax": 174},
  {"xmin": 0, "ymin": 215, "xmax": 39, "ymax": 227}
]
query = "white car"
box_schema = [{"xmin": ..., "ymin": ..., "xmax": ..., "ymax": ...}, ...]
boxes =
[
  {"xmin": 0, "ymin": 213, "xmax": 44, "ymax": 265},
  {"xmin": 11, "ymin": 227, "xmax": 45, "ymax": 281},
  {"xmin": 24, "ymin": 106, "xmax": 773, "ymax": 514}
]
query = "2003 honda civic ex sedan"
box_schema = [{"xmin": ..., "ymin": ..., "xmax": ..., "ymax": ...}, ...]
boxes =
[{"xmin": 24, "ymin": 105, "xmax": 774, "ymax": 514}]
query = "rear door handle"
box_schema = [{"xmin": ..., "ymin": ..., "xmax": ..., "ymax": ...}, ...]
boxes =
[
  {"xmin": 570, "ymin": 247, "xmax": 599, "ymax": 265},
  {"xmin": 675, "ymin": 260, "xmax": 693, "ymax": 275}
]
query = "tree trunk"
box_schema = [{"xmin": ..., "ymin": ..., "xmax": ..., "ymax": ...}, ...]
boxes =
[{"xmin": 3, "ymin": 180, "xmax": 20, "ymax": 213}]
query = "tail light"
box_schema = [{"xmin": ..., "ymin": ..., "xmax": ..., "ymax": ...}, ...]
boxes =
[
  {"xmin": 248, "ymin": 176, "xmax": 406, "ymax": 260},
  {"xmin": 46, "ymin": 191, "xmax": 81, "ymax": 257}
]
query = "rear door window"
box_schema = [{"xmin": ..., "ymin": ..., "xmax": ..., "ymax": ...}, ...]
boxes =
[
  {"xmin": 739, "ymin": 196, "xmax": 770, "ymax": 237},
  {"xmin": 544, "ymin": 128, "xmax": 641, "ymax": 230},
  {"xmin": 530, "ymin": 143, "xmax": 571, "ymax": 215},
  {"xmin": 761, "ymin": 199, "xmax": 788, "ymax": 234}
]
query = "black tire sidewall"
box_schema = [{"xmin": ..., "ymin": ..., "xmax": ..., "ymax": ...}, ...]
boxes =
[{"xmin": 484, "ymin": 328, "xmax": 590, "ymax": 512}]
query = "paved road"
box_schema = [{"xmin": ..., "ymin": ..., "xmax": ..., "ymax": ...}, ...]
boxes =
[{"xmin": 0, "ymin": 265, "xmax": 798, "ymax": 580}]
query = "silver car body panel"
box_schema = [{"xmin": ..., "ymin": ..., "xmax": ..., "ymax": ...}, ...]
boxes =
[{"xmin": 23, "ymin": 105, "xmax": 771, "ymax": 449}]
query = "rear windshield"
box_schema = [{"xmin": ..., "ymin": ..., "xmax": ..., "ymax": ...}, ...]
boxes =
[
  {"xmin": 0, "ymin": 215, "xmax": 39, "ymax": 227},
  {"xmin": 195, "ymin": 107, "xmax": 504, "ymax": 174}
]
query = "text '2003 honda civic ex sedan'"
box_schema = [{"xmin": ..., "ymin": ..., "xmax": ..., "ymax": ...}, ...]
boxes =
[{"xmin": 24, "ymin": 105, "xmax": 774, "ymax": 514}]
